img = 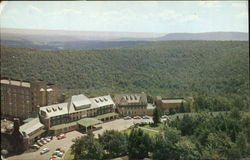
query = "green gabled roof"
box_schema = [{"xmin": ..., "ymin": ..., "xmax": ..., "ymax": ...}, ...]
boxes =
[{"xmin": 77, "ymin": 118, "xmax": 103, "ymax": 127}]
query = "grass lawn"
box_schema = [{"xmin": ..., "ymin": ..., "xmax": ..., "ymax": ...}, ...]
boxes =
[
  {"xmin": 168, "ymin": 111, "xmax": 230, "ymax": 120},
  {"xmin": 64, "ymin": 149, "xmax": 74, "ymax": 160},
  {"xmin": 143, "ymin": 123, "xmax": 166, "ymax": 131},
  {"xmin": 122, "ymin": 127, "xmax": 158, "ymax": 136}
]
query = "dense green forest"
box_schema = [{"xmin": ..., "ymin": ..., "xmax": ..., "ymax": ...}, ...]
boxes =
[
  {"xmin": 1, "ymin": 41, "xmax": 249, "ymax": 99},
  {"xmin": 70, "ymin": 108, "xmax": 250, "ymax": 160}
]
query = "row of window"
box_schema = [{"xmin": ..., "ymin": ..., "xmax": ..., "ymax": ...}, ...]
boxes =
[
  {"xmin": 120, "ymin": 106, "xmax": 146, "ymax": 109},
  {"xmin": 121, "ymin": 111, "xmax": 146, "ymax": 115},
  {"xmin": 50, "ymin": 110, "xmax": 113, "ymax": 127}
]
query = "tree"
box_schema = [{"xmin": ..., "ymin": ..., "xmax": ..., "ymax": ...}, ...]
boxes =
[
  {"xmin": 175, "ymin": 137, "xmax": 200, "ymax": 160},
  {"xmin": 128, "ymin": 128, "xmax": 150, "ymax": 159},
  {"xmin": 235, "ymin": 132, "xmax": 250, "ymax": 158},
  {"xmin": 179, "ymin": 102, "xmax": 185, "ymax": 113},
  {"xmin": 153, "ymin": 127, "xmax": 200, "ymax": 160},
  {"xmin": 179, "ymin": 114, "xmax": 194, "ymax": 136},
  {"xmin": 202, "ymin": 132, "xmax": 233, "ymax": 159},
  {"xmin": 153, "ymin": 108, "xmax": 160, "ymax": 125},
  {"xmin": 71, "ymin": 131, "xmax": 104, "ymax": 160},
  {"xmin": 147, "ymin": 95, "xmax": 153, "ymax": 103},
  {"xmin": 152, "ymin": 135, "xmax": 170, "ymax": 160},
  {"xmin": 98, "ymin": 130, "xmax": 128, "ymax": 159},
  {"xmin": 169, "ymin": 107, "xmax": 176, "ymax": 115}
]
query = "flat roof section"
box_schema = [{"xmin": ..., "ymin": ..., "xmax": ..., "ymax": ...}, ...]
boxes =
[
  {"xmin": 161, "ymin": 99, "xmax": 186, "ymax": 103},
  {"xmin": 77, "ymin": 118, "xmax": 103, "ymax": 127}
]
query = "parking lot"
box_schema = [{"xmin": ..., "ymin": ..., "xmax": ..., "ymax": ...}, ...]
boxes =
[
  {"xmin": 7, "ymin": 117, "xmax": 152, "ymax": 160},
  {"xmin": 7, "ymin": 131, "xmax": 84, "ymax": 160}
]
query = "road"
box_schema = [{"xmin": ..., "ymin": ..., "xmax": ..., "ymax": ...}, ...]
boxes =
[{"xmin": 7, "ymin": 118, "xmax": 153, "ymax": 160}]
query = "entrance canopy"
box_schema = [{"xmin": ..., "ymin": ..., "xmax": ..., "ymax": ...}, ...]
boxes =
[{"xmin": 77, "ymin": 118, "xmax": 103, "ymax": 128}]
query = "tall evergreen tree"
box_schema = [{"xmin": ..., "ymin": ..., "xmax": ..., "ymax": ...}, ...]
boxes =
[
  {"xmin": 128, "ymin": 128, "xmax": 150, "ymax": 159},
  {"xmin": 153, "ymin": 108, "xmax": 160, "ymax": 125}
]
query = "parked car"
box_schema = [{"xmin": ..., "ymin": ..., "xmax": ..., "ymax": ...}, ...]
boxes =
[
  {"xmin": 60, "ymin": 149, "xmax": 65, "ymax": 153},
  {"xmin": 31, "ymin": 144, "xmax": 40, "ymax": 149},
  {"xmin": 143, "ymin": 115, "xmax": 150, "ymax": 119},
  {"xmin": 49, "ymin": 157, "xmax": 61, "ymax": 160},
  {"xmin": 40, "ymin": 148, "xmax": 50, "ymax": 155},
  {"xmin": 133, "ymin": 116, "xmax": 141, "ymax": 119},
  {"xmin": 57, "ymin": 152, "xmax": 64, "ymax": 157},
  {"xmin": 41, "ymin": 140, "xmax": 47, "ymax": 144},
  {"xmin": 161, "ymin": 115, "xmax": 171, "ymax": 120},
  {"xmin": 53, "ymin": 151, "xmax": 60, "ymax": 155},
  {"xmin": 37, "ymin": 140, "xmax": 43, "ymax": 146},
  {"xmin": 45, "ymin": 138, "xmax": 51, "ymax": 142},
  {"xmin": 123, "ymin": 116, "xmax": 132, "ymax": 120},
  {"xmin": 57, "ymin": 134, "xmax": 66, "ymax": 140},
  {"xmin": 46, "ymin": 136, "xmax": 52, "ymax": 140},
  {"xmin": 52, "ymin": 155, "xmax": 62, "ymax": 159}
]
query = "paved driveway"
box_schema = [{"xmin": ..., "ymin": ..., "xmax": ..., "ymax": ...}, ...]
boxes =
[
  {"xmin": 7, "ymin": 117, "xmax": 152, "ymax": 160},
  {"xmin": 93, "ymin": 117, "xmax": 152, "ymax": 136}
]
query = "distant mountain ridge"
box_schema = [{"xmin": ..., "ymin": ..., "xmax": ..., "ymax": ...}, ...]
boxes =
[
  {"xmin": 0, "ymin": 28, "xmax": 248, "ymax": 50},
  {"xmin": 157, "ymin": 32, "xmax": 248, "ymax": 41},
  {"xmin": 1, "ymin": 28, "xmax": 164, "ymax": 42}
]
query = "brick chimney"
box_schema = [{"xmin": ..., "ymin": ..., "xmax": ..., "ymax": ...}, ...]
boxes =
[{"xmin": 13, "ymin": 118, "xmax": 20, "ymax": 133}]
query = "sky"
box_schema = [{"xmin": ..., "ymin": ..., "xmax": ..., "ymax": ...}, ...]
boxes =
[{"xmin": 0, "ymin": 1, "xmax": 248, "ymax": 33}]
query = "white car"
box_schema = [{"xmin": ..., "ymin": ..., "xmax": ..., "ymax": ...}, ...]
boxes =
[
  {"xmin": 37, "ymin": 140, "xmax": 43, "ymax": 146},
  {"xmin": 31, "ymin": 144, "xmax": 40, "ymax": 149},
  {"xmin": 57, "ymin": 152, "xmax": 64, "ymax": 157},
  {"xmin": 161, "ymin": 115, "xmax": 171, "ymax": 120},
  {"xmin": 161, "ymin": 115, "xmax": 168, "ymax": 119},
  {"xmin": 133, "ymin": 116, "xmax": 141, "ymax": 119},
  {"xmin": 53, "ymin": 151, "xmax": 60, "ymax": 155},
  {"xmin": 124, "ymin": 116, "xmax": 132, "ymax": 120},
  {"xmin": 45, "ymin": 138, "xmax": 51, "ymax": 142},
  {"xmin": 41, "ymin": 140, "xmax": 47, "ymax": 144},
  {"xmin": 143, "ymin": 115, "xmax": 150, "ymax": 119}
]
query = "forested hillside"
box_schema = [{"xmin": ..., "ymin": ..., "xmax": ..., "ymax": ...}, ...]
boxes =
[
  {"xmin": 1, "ymin": 40, "xmax": 145, "ymax": 50},
  {"xmin": 1, "ymin": 41, "xmax": 249, "ymax": 99}
]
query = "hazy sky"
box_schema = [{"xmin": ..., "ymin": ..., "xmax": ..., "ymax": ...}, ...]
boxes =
[{"xmin": 0, "ymin": 1, "xmax": 248, "ymax": 33}]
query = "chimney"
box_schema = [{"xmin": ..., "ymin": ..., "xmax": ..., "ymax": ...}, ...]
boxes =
[
  {"xmin": 13, "ymin": 118, "xmax": 20, "ymax": 132},
  {"xmin": 8, "ymin": 78, "xmax": 11, "ymax": 85},
  {"xmin": 20, "ymin": 80, "xmax": 23, "ymax": 86}
]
